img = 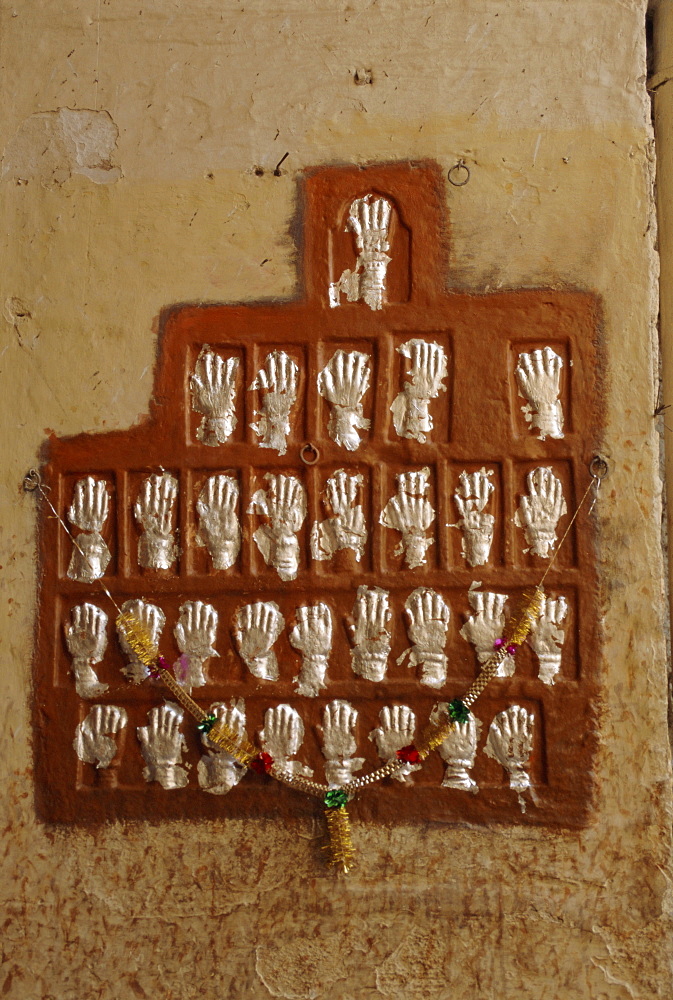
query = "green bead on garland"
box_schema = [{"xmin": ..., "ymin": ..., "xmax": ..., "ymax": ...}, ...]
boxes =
[
  {"xmin": 448, "ymin": 699, "xmax": 470, "ymax": 724},
  {"xmin": 324, "ymin": 788, "xmax": 349, "ymax": 809},
  {"xmin": 197, "ymin": 714, "xmax": 217, "ymax": 734}
]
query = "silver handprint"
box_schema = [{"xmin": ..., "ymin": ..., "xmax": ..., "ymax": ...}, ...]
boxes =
[
  {"xmin": 453, "ymin": 469, "xmax": 495, "ymax": 567},
  {"xmin": 317, "ymin": 350, "xmax": 371, "ymax": 450},
  {"xmin": 174, "ymin": 600, "xmax": 219, "ymax": 688},
  {"xmin": 515, "ymin": 347, "xmax": 564, "ymax": 440},
  {"xmin": 67, "ymin": 476, "xmax": 111, "ymax": 582},
  {"xmin": 134, "ymin": 472, "xmax": 179, "ymax": 570},
  {"xmin": 233, "ymin": 601, "xmax": 285, "ymax": 681},
  {"xmin": 329, "ymin": 195, "xmax": 392, "ymax": 311},
  {"xmin": 289, "ymin": 603, "xmax": 333, "ymax": 697},
  {"xmin": 249, "ymin": 473, "xmax": 306, "ymax": 581},
  {"xmin": 369, "ymin": 705, "xmax": 420, "ymax": 783},
  {"xmin": 137, "ymin": 702, "xmax": 188, "ymax": 790},
  {"xmin": 190, "ymin": 345, "xmax": 239, "ymax": 446},
  {"xmin": 74, "ymin": 704, "xmax": 128, "ymax": 769},
  {"xmin": 390, "ymin": 339, "xmax": 448, "ymax": 443},
  {"xmin": 197, "ymin": 699, "xmax": 247, "ymax": 795},
  {"xmin": 249, "ymin": 350, "xmax": 299, "ymax": 455},
  {"xmin": 311, "ymin": 470, "xmax": 367, "ymax": 563},
  {"xmin": 320, "ymin": 699, "xmax": 364, "ymax": 785},
  {"xmin": 514, "ymin": 467, "xmax": 567, "ymax": 558},
  {"xmin": 438, "ymin": 710, "xmax": 480, "ymax": 792},
  {"xmin": 528, "ymin": 595, "xmax": 568, "ymax": 685},
  {"xmin": 399, "ymin": 587, "xmax": 450, "ymax": 689},
  {"xmin": 460, "ymin": 588, "xmax": 511, "ymax": 677},
  {"xmin": 484, "ymin": 705, "xmax": 534, "ymax": 794},
  {"xmin": 117, "ymin": 598, "xmax": 166, "ymax": 683},
  {"xmin": 64, "ymin": 602, "xmax": 109, "ymax": 698},
  {"xmin": 196, "ymin": 474, "xmax": 241, "ymax": 570},
  {"xmin": 259, "ymin": 704, "xmax": 313, "ymax": 777},
  {"xmin": 349, "ymin": 585, "xmax": 392, "ymax": 682},
  {"xmin": 380, "ymin": 468, "xmax": 435, "ymax": 569}
]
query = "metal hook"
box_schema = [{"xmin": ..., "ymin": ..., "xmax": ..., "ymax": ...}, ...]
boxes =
[
  {"xmin": 448, "ymin": 159, "xmax": 470, "ymax": 187},
  {"xmin": 588, "ymin": 456, "xmax": 608, "ymax": 515},
  {"xmin": 23, "ymin": 468, "xmax": 43, "ymax": 493}
]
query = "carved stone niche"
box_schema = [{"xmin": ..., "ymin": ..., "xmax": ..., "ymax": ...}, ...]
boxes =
[{"xmin": 33, "ymin": 162, "xmax": 603, "ymax": 827}]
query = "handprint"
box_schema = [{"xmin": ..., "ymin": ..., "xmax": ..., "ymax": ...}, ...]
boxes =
[
  {"xmin": 311, "ymin": 470, "xmax": 367, "ymax": 563},
  {"xmin": 117, "ymin": 598, "xmax": 166, "ymax": 683},
  {"xmin": 438, "ymin": 711, "xmax": 480, "ymax": 792},
  {"xmin": 74, "ymin": 704, "xmax": 128, "ymax": 769},
  {"xmin": 64, "ymin": 602, "xmax": 109, "ymax": 698},
  {"xmin": 67, "ymin": 476, "xmax": 111, "ymax": 582},
  {"xmin": 249, "ymin": 473, "xmax": 306, "ymax": 581},
  {"xmin": 528, "ymin": 595, "xmax": 568, "ymax": 685},
  {"xmin": 259, "ymin": 704, "xmax": 313, "ymax": 777},
  {"xmin": 349, "ymin": 585, "xmax": 392, "ymax": 682},
  {"xmin": 460, "ymin": 588, "xmax": 511, "ymax": 677},
  {"xmin": 174, "ymin": 600, "xmax": 219, "ymax": 687},
  {"xmin": 453, "ymin": 469, "xmax": 495, "ymax": 567},
  {"xmin": 197, "ymin": 699, "xmax": 247, "ymax": 795},
  {"xmin": 514, "ymin": 467, "xmax": 567, "ymax": 558},
  {"xmin": 233, "ymin": 601, "xmax": 285, "ymax": 681},
  {"xmin": 369, "ymin": 705, "xmax": 420, "ymax": 783},
  {"xmin": 190, "ymin": 345, "xmax": 239, "ymax": 446},
  {"xmin": 390, "ymin": 339, "xmax": 448, "ymax": 442},
  {"xmin": 484, "ymin": 705, "xmax": 534, "ymax": 793},
  {"xmin": 400, "ymin": 587, "xmax": 450, "ymax": 688},
  {"xmin": 249, "ymin": 350, "xmax": 299, "ymax": 455},
  {"xmin": 515, "ymin": 347, "xmax": 564, "ymax": 440},
  {"xmin": 289, "ymin": 603, "xmax": 333, "ymax": 697},
  {"xmin": 329, "ymin": 195, "xmax": 392, "ymax": 311},
  {"xmin": 380, "ymin": 468, "xmax": 435, "ymax": 568},
  {"xmin": 320, "ymin": 699, "xmax": 364, "ymax": 785},
  {"xmin": 317, "ymin": 350, "xmax": 371, "ymax": 450},
  {"xmin": 134, "ymin": 473, "xmax": 179, "ymax": 570},
  {"xmin": 137, "ymin": 702, "xmax": 188, "ymax": 789},
  {"xmin": 196, "ymin": 474, "xmax": 241, "ymax": 570}
]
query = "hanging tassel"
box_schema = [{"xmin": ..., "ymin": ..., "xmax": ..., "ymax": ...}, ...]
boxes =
[{"xmin": 323, "ymin": 805, "xmax": 356, "ymax": 873}]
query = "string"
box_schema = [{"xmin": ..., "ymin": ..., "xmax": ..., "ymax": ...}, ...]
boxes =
[{"xmin": 538, "ymin": 472, "xmax": 601, "ymax": 589}]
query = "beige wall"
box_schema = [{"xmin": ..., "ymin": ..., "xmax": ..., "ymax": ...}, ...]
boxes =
[{"xmin": 1, "ymin": 2, "xmax": 671, "ymax": 997}]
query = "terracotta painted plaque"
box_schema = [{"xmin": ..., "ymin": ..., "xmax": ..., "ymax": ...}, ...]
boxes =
[{"xmin": 33, "ymin": 162, "xmax": 603, "ymax": 826}]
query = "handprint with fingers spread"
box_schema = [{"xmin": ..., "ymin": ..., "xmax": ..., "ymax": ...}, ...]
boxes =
[
  {"xmin": 137, "ymin": 702, "xmax": 188, "ymax": 789},
  {"xmin": 249, "ymin": 473, "xmax": 306, "ymax": 581},
  {"xmin": 197, "ymin": 699, "xmax": 247, "ymax": 795},
  {"xmin": 380, "ymin": 468, "xmax": 435, "ymax": 569},
  {"xmin": 528, "ymin": 595, "xmax": 568, "ymax": 685},
  {"xmin": 233, "ymin": 601, "xmax": 285, "ymax": 681},
  {"xmin": 453, "ymin": 469, "xmax": 495, "ymax": 567},
  {"xmin": 514, "ymin": 467, "xmax": 567, "ymax": 558},
  {"xmin": 438, "ymin": 711, "xmax": 480, "ymax": 792},
  {"xmin": 196, "ymin": 474, "xmax": 241, "ymax": 570},
  {"xmin": 117, "ymin": 598, "xmax": 166, "ymax": 683},
  {"xmin": 460, "ymin": 588, "xmax": 511, "ymax": 677},
  {"xmin": 349, "ymin": 585, "xmax": 392, "ymax": 682},
  {"xmin": 190, "ymin": 345, "xmax": 239, "ymax": 446},
  {"xmin": 311, "ymin": 470, "xmax": 367, "ymax": 563},
  {"xmin": 174, "ymin": 600, "xmax": 219, "ymax": 687},
  {"xmin": 400, "ymin": 587, "xmax": 450, "ymax": 688},
  {"xmin": 249, "ymin": 351, "xmax": 298, "ymax": 455},
  {"xmin": 390, "ymin": 339, "xmax": 448, "ymax": 442},
  {"xmin": 485, "ymin": 705, "xmax": 534, "ymax": 793},
  {"xmin": 259, "ymin": 704, "xmax": 313, "ymax": 778},
  {"xmin": 369, "ymin": 705, "xmax": 420, "ymax": 783},
  {"xmin": 64, "ymin": 603, "xmax": 109, "ymax": 698},
  {"xmin": 317, "ymin": 350, "xmax": 371, "ymax": 450},
  {"xmin": 134, "ymin": 473, "xmax": 179, "ymax": 569},
  {"xmin": 289, "ymin": 603, "xmax": 333, "ymax": 697},
  {"xmin": 320, "ymin": 699, "xmax": 364, "ymax": 785},
  {"xmin": 74, "ymin": 704, "xmax": 128, "ymax": 769},
  {"xmin": 329, "ymin": 195, "xmax": 392, "ymax": 311},
  {"xmin": 515, "ymin": 347, "xmax": 564, "ymax": 440},
  {"xmin": 67, "ymin": 476, "xmax": 111, "ymax": 582}
]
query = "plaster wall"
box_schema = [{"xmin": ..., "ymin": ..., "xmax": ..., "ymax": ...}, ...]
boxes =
[{"xmin": 1, "ymin": 1, "xmax": 671, "ymax": 998}]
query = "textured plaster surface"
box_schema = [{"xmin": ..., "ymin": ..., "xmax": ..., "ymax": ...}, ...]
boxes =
[{"xmin": 1, "ymin": 1, "xmax": 671, "ymax": 998}]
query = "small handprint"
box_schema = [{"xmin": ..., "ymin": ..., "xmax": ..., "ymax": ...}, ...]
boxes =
[
  {"xmin": 196, "ymin": 474, "xmax": 241, "ymax": 570},
  {"xmin": 528, "ymin": 595, "xmax": 568, "ymax": 685},
  {"xmin": 380, "ymin": 468, "xmax": 435, "ymax": 569},
  {"xmin": 438, "ymin": 711, "xmax": 480, "ymax": 792},
  {"xmin": 400, "ymin": 587, "xmax": 450, "ymax": 688},
  {"xmin": 460, "ymin": 588, "xmax": 511, "ymax": 677},
  {"xmin": 453, "ymin": 469, "xmax": 495, "ymax": 567},
  {"xmin": 317, "ymin": 350, "xmax": 371, "ymax": 450},
  {"xmin": 485, "ymin": 705, "xmax": 534, "ymax": 794},
  {"xmin": 311, "ymin": 470, "xmax": 367, "ymax": 563},
  {"xmin": 249, "ymin": 350, "xmax": 299, "ymax": 455},
  {"xmin": 250, "ymin": 474, "xmax": 306, "ymax": 581},
  {"xmin": 117, "ymin": 598, "xmax": 166, "ymax": 683},
  {"xmin": 74, "ymin": 704, "xmax": 127, "ymax": 769},
  {"xmin": 515, "ymin": 347, "xmax": 564, "ymax": 440},
  {"xmin": 190, "ymin": 345, "xmax": 239, "ymax": 446},
  {"xmin": 174, "ymin": 600, "xmax": 219, "ymax": 687},
  {"xmin": 390, "ymin": 339, "xmax": 448, "ymax": 442},
  {"xmin": 369, "ymin": 705, "xmax": 420, "ymax": 783},
  {"xmin": 137, "ymin": 702, "xmax": 188, "ymax": 789},
  {"xmin": 197, "ymin": 699, "xmax": 247, "ymax": 795},
  {"xmin": 320, "ymin": 699, "xmax": 364, "ymax": 785},
  {"xmin": 514, "ymin": 467, "xmax": 567, "ymax": 558},
  {"xmin": 349, "ymin": 585, "xmax": 392, "ymax": 682},
  {"xmin": 329, "ymin": 195, "xmax": 392, "ymax": 311},
  {"xmin": 64, "ymin": 602, "xmax": 109, "ymax": 698},
  {"xmin": 259, "ymin": 704, "xmax": 313, "ymax": 777},
  {"xmin": 134, "ymin": 473, "xmax": 179, "ymax": 570},
  {"xmin": 67, "ymin": 476, "xmax": 111, "ymax": 582},
  {"xmin": 289, "ymin": 603, "xmax": 333, "ymax": 697},
  {"xmin": 233, "ymin": 601, "xmax": 285, "ymax": 681}
]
